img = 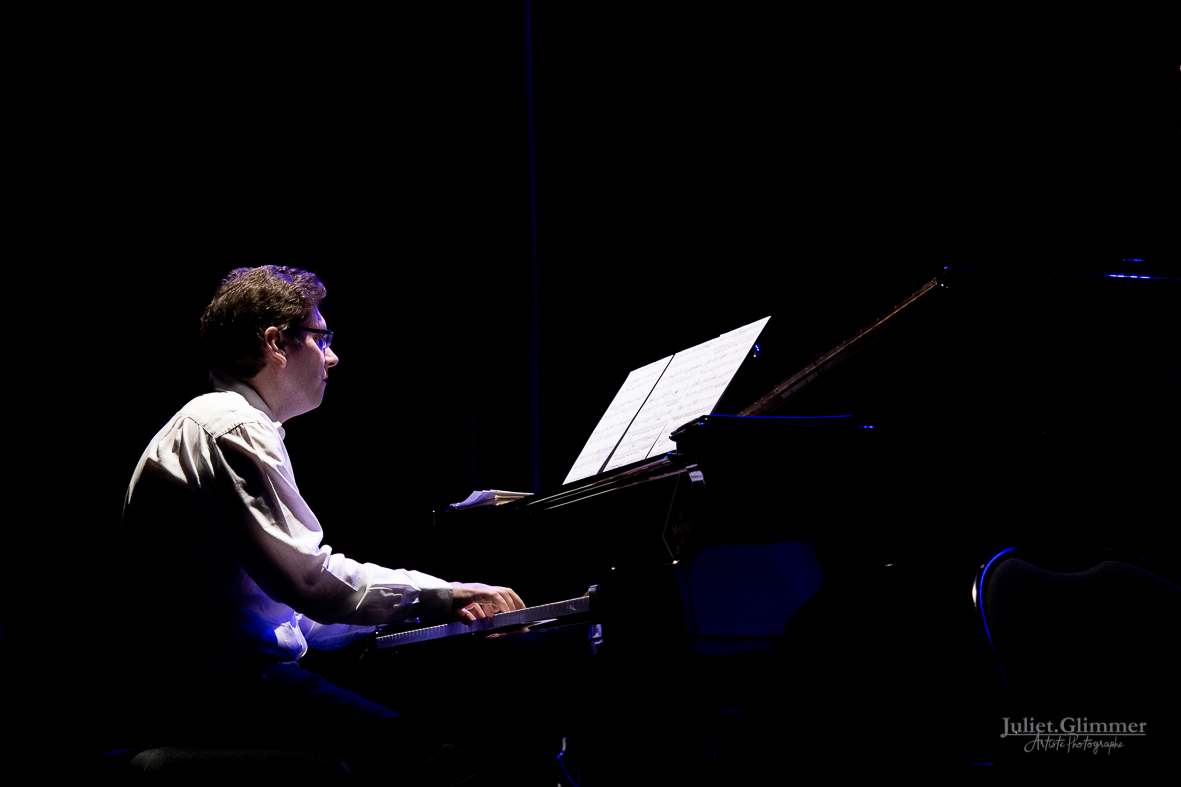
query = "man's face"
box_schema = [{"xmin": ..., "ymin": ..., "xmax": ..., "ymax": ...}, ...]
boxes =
[{"xmin": 285, "ymin": 307, "xmax": 339, "ymax": 415}]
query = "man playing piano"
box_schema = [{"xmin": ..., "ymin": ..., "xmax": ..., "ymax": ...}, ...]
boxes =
[{"xmin": 119, "ymin": 265, "xmax": 522, "ymax": 782}]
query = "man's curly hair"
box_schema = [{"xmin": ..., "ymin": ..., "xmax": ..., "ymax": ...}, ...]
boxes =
[{"xmin": 199, "ymin": 266, "xmax": 327, "ymax": 378}]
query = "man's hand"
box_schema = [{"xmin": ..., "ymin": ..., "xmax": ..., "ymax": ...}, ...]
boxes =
[{"xmin": 450, "ymin": 582, "xmax": 525, "ymax": 626}]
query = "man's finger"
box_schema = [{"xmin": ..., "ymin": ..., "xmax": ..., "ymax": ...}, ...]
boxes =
[
  {"xmin": 501, "ymin": 587, "xmax": 525, "ymax": 611},
  {"xmin": 495, "ymin": 586, "xmax": 518, "ymax": 611},
  {"xmin": 484, "ymin": 590, "xmax": 510, "ymax": 612},
  {"xmin": 482, "ymin": 591, "xmax": 508, "ymax": 613}
]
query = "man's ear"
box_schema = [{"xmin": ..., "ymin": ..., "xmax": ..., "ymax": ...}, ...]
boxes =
[{"xmin": 262, "ymin": 326, "xmax": 288, "ymax": 369}]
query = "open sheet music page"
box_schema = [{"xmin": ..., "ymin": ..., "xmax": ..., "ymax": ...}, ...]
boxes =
[
  {"xmin": 562, "ymin": 355, "xmax": 673, "ymax": 485},
  {"xmin": 603, "ymin": 336, "xmax": 719, "ymax": 471},
  {"xmin": 644, "ymin": 316, "xmax": 770, "ymax": 458},
  {"xmin": 604, "ymin": 316, "xmax": 770, "ymax": 472}
]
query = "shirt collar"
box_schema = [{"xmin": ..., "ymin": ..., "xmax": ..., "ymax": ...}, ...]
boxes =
[{"xmin": 209, "ymin": 369, "xmax": 285, "ymax": 435}]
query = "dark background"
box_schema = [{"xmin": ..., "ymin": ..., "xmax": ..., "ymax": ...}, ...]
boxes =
[
  {"xmin": 7, "ymin": 4, "xmax": 1176, "ymax": 769},
  {"xmin": 23, "ymin": 7, "xmax": 1174, "ymax": 532}
]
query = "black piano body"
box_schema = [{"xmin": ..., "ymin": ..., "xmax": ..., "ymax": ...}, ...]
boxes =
[{"xmin": 365, "ymin": 268, "xmax": 1180, "ymax": 778}]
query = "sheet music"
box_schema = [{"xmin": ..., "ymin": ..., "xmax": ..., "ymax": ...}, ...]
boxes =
[
  {"xmin": 562, "ymin": 355, "xmax": 673, "ymax": 485},
  {"xmin": 604, "ymin": 316, "xmax": 770, "ymax": 471},
  {"xmin": 603, "ymin": 337, "xmax": 719, "ymax": 471},
  {"xmin": 644, "ymin": 316, "xmax": 770, "ymax": 459}
]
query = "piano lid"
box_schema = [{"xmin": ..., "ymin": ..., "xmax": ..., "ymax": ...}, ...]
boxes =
[{"xmin": 735, "ymin": 268, "xmax": 1180, "ymax": 434}]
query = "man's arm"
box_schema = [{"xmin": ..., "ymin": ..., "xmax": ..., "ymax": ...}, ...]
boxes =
[
  {"xmin": 206, "ymin": 420, "xmax": 453, "ymax": 625},
  {"xmin": 209, "ymin": 418, "xmax": 525, "ymax": 627}
]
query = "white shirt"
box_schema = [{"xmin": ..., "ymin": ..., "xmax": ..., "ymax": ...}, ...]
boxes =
[{"xmin": 122, "ymin": 370, "xmax": 452, "ymax": 669}]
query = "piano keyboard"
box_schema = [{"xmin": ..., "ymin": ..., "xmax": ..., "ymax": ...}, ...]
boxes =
[{"xmin": 374, "ymin": 596, "xmax": 592, "ymax": 650}]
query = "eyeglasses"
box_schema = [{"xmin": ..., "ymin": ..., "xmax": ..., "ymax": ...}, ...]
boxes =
[{"xmin": 298, "ymin": 326, "xmax": 334, "ymax": 350}]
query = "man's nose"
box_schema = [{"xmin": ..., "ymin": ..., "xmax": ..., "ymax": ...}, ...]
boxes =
[{"xmin": 325, "ymin": 347, "xmax": 340, "ymax": 368}]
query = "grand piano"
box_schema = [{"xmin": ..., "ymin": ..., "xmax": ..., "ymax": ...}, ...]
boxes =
[
  {"xmin": 419, "ymin": 267, "xmax": 1177, "ymax": 609},
  {"xmin": 351, "ymin": 268, "xmax": 1179, "ymax": 779}
]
